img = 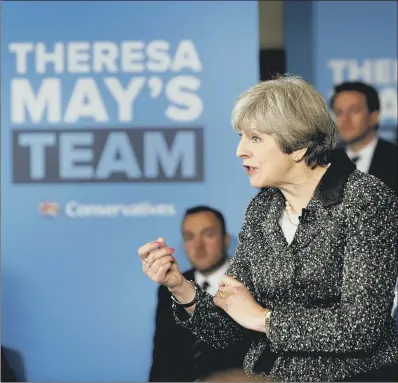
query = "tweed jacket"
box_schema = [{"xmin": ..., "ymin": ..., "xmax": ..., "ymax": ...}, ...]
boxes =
[{"xmin": 173, "ymin": 151, "xmax": 398, "ymax": 382}]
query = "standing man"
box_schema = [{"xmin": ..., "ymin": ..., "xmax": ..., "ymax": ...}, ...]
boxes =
[
  {"xmin": 149, "ymin": 206, "xmax": 246, "ymax": 382},
  {"xmin": 330, "ymin": 81, "xmax": 397, "ymax": 193},
  {"xmin": 331, "ymin": 81, "xmax": 398, "ymax": 322}
]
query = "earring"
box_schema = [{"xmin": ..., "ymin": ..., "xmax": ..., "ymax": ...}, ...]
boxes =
[{"xmin": 293, "ymin": 156, "xmax": 300, "ymax": 162}]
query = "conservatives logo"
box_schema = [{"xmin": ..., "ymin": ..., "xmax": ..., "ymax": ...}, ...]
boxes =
[
  {"xmin": 39, "ymin": 200, "xmax": 61, "ymax": 216},
  {"xmin": 39, "ymin": 200, "xmax": 177, "ymax": 218}
]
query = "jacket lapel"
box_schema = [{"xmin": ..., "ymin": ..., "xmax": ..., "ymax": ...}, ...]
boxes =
[
  {"xmin": 258, "ymin": 190, "xmax": 297, "ymax": 301},
  {"xmin": 260, "ymin": 189, "xmax": 287, "ymax": 248},
  {"xmin": 291, "ymin": 199, "xmax": 327, "ymax": 250},
  {"xmin": 367, "ymin": 138, "xmax": 383, "ymax": 177},
  {"xmin": 292, "ymin": 150, "xmax": 356, "ymax": 250}
]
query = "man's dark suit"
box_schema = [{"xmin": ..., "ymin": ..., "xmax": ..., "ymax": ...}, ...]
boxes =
[
  {"xmin": 339, "ymin": 138, "xmax": 397, "ymax": 193},
  {"xmin": 1, "ymin": 347, "xmax": 17, "ymax": 382},
  {"xmin": 368, "ymin": 138, "xmax": 397, "ymax": 193},
  {"xmin": 349, "ymin": 138, "xmax": 397, "ymax": 193},
  {"xmin": 148, "ymin": 268, "xmax": 246, "ymax": 382}
]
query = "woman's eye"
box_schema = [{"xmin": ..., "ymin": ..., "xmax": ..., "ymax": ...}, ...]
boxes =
[{"xmin": 252, "ymin": 136, "xmax": 261, "ymax": 142}]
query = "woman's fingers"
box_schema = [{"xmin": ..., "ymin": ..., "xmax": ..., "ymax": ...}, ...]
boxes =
[
  {"xmin": 148, "ymin": 255, "xmax": 175, "ymax": 274},
  {"xmin": 138, "ymin": 238, "xmax": 179, "ymax": 285},
  {"xmin": 151, "ymin": 262, "xmax": 173, "ymax": 281},
  {"xmin": 138, "ymin": 242, "xmax": 159, "ymax": 261},
  {"xmin": 146, "ymin": 246, "xmax": 175, "ymax": 267},
  {"xmin": 138, "ymin": 238, "xmax": 168, "ymax": 261}
]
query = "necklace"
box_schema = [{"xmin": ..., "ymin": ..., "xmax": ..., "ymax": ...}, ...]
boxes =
[{"xmin": 285, "ymin": 200, "xmax": 299, "ymax": 227}]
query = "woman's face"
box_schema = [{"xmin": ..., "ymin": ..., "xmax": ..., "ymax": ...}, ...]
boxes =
[{"xmin": 236, "ymin": 129, "xmax": 295, "ymax": 189}]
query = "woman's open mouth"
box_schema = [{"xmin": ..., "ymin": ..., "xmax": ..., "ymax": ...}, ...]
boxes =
[{"xmin": 243, "ymin": 165, "xmax": 258, "ymax": 175}]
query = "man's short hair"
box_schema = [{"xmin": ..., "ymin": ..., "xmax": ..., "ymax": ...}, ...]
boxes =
[
  {"xmin": 330, "ymin": 81, "xmax": 380, "ymax": 113},
  {"xmin": 183, "ymin": 206, "xmax": 226, "ymax": 235}
]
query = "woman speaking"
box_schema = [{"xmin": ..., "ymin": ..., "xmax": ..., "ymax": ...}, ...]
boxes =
[{"xmin": 138, "ymin": 75, "xmax": 398, "ymax": 382}]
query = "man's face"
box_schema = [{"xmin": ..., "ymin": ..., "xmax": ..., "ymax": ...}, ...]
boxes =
[
  {"xmin": 182, "ymin": 211, "xmax": 229, "ymax": 272},
  {"xmin": 332, "ymin": 91, "xmax": 379, "ymax": 144}
]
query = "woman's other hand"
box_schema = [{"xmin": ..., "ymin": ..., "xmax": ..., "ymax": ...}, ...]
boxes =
[{"xmin": 214, "ymin": 275, "xmax": 268, "ymax": 332}]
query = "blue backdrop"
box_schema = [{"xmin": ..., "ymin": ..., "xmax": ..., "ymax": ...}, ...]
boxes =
[
  {"xmin": 1, "ymin": 1, "xmax": 259, "ymax": 381},
  {"xmin": 285, "ymin": 0, "xmax": 397, "ymax": 142}
]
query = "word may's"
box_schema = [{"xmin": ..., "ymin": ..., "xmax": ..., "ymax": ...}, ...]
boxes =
[
  {"xmin": 9, "ymin": 40, "xmax": 202, "ymax": 74},
  {"xmin": 11, "ymin": 75, "xmax": 203, "ymax": 123}
]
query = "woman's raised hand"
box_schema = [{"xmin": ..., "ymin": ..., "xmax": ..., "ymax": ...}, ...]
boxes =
[{"xmin": 138, "ymin": 237, "xmax": 184, "ymax": 289}]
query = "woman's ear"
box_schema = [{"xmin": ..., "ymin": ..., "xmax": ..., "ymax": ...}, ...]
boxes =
[{"xmin": 292, "ymin": 148, "xmax": 308, "ymax": 162}]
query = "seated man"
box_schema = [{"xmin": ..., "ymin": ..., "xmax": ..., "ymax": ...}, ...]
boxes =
[{"xmin": 148, "ymin": 206, "xmax": 246, "ymax": 382}]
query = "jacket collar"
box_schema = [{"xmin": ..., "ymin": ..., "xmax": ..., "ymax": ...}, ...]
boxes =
[
  {"xmin": 259, "ymin": 150, "xmax": 356, "ymax": 252},
  {"xmin": 259, "ymin": 149, "xmax": 356, "ymax": 207},
  {"xmin": 314, "ymin": 150, "xmax": 356, "ymax": 207}
]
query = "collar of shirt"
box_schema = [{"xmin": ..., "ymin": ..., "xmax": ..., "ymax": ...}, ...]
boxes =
[
  {"xmin": 194, "ymin": 259, "xmax": 230, "ymax": 297},
  {"xmin": 346, "ymin": 136, "xmax": 378, "ymax": 174}
]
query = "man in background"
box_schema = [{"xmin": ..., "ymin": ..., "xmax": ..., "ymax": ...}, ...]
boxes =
[
  {"xmin": 1, "ymin": 346, "xmax": 17, "ymax": 382},
  {"xmin": 330, "ymin": 81, "xmax": 397, "ymax": 193},
  {"xmin": 330, "ymin": 81, "xmax": 398, "ymax": 322},
  {"xmin": 149, "ymin": 206, "xmax": 246, "ymax": 382}
]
